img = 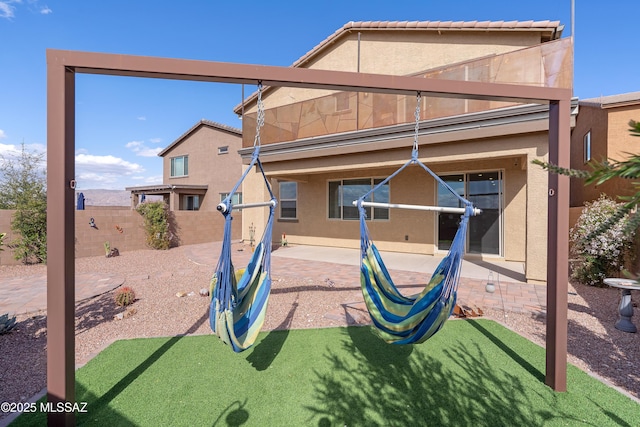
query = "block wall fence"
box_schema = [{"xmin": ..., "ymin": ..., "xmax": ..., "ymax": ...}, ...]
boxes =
[{"xmin": 0, "ymin": 207, "xmax": 240, "ymax": 266}]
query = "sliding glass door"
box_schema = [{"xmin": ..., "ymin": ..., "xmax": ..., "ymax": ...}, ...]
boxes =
[{"xmin": 437, "ymin": 171, "xmax": 502, "ymax": 255}]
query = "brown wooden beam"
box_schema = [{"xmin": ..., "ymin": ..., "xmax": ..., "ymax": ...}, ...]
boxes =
[
  {"xmin": 545, "ymin": 99, "xmax": 571, "ymax": 391},
  {"xmin": 46, "ymin": 59, "xmax": 76, "ymax": 425},
  {"xmin": 47, "ymin": 49, "xmax": 569, "ymax": 104}
]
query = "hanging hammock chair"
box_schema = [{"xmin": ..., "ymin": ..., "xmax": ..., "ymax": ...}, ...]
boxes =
[
  {"xmin": 355, "ymin": 93, "xmax": 480, "ymax": 345},
  {"xmin": 209, "ymin": 83, "xmax": 277, "ymax": 352}
]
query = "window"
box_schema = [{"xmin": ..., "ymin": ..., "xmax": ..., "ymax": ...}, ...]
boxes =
[
  {"xmin": 220, "ymin": 193, "xmax": 242, "ymax": 205},
  {"xmin": 170, "ymin": 156, "xmax": 188, "ymax": 177},
  {"xmin": 218, "ymin": 146, "xmax": 229, "ymax": 155},
  {"xmin": 583, "ymin": 131, "xmax": 591, "ymax": 163},
  {"xmin": 328, "ymin": 178, "xmax": 389, "ymax": 220},
  {"xmin": 279, "ymin": 181, "xmax": 297, "ymax": 219},
  {"xmin": 183, "ymin": 195, "xmax": 199, "ymax": 211}
]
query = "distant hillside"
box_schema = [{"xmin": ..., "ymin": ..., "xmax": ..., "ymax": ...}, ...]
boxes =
[{"xmin": 78, "ymin": 190, "xmax": 132, "ymax": 206}]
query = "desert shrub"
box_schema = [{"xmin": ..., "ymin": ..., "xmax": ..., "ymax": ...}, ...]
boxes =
[
  {"xmin": 114, "ymin": 286, "xmax": 136, "ymax": 307},
  {"xmin": 570, "ymin": 195, "xmax": 635, "ymax": 286},
  {"xmin": 136, "ymin": 201, "xmax": 171, "ymax": 250}
]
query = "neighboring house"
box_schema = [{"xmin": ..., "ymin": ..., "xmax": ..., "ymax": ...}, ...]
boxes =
[
  {"xmin": 234, "ymin": 20, "xmax": 576, "ymax": 284},
  {"xmin": 569, "ymin": 91, "xmax": 640, "ymax": 207},
  {"xmin": 127, "ymin": 119, "xmax": 243, "ymax": 212}
]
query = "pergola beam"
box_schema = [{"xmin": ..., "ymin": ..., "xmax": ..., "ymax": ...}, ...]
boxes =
[
  {"xmin": 46, "ymin": 48, "xmax": 571, "ymax": 426},
  {"xmin": 52, "ymin": 49, "xmax": 561, "ymax": 104}
]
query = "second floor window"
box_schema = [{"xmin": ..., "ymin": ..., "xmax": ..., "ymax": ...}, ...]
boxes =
[
  {"xmin": 171, "ymin": 156, "xmax": 188, "ymax": 177},
  {"xmin": 583, "ymin": 131, "xmax": 591, "ymax": 163}
]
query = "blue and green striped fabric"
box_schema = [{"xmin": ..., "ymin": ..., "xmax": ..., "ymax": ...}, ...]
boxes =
[
  {"xmin": 209, "ymin": 241, "xmax": 272, "ymax": 352},
  {"xmin": 356, "ymin": 155, "xmax": 474, "ymax": 344},
  {"xmin": 209, "ymin": 146, "xmax": 276, "ymax": 352}
]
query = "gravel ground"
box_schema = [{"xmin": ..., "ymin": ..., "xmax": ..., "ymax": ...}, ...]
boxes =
[{"xmin": 1, "ymin": 244, "xmax": 639, "ymax": 420}]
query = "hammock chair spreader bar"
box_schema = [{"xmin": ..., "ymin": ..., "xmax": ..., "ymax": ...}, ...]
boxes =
[
  {"xmin": 217, "ymin": 200, "xmax": 277, "ymax": 213},
  {"xmin": 353, "ymin": 200, "xmax": 482, "ymax": 216}
]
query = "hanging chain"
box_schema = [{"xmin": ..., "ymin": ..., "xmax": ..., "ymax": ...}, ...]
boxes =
[
  {"xmin": 254, "ymin": 81, "xmax": 265, "ymax": 147},
  {"xmin": 412, "ymin": 92, "xmax": 421, "ymax": 155}
]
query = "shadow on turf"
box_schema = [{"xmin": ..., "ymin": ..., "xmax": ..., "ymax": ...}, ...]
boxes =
[
  {"xmin": 305, "ymin": 321, "xmax": 593, "ymax": 427},
  {"xmin": 247, "ymin": 294, "xmax": 300, "ymax": 371}
]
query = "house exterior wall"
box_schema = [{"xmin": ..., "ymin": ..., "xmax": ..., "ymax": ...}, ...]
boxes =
[
  {"xmin": 264, "ymin": 129, "xmax": 549, "ymax": 283},
  {"xmin": 570, "ymin": 103, "xmax": 640, "ymax": 206},
  {"xmin": 569, "ymin": 104, "xmax": 608, "ymax": 206},
  {"xmin": 162, "ymin": 125, "xmax": 242, "ymax": 211}
]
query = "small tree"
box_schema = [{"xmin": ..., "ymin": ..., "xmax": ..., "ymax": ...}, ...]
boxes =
[
  {"xmin": 0, "ymin": 143, "xmax": 47, "ymax": 264},
  {"xmin": 136, "ymin": 201, "xmax": 171, "ymax": 250}
]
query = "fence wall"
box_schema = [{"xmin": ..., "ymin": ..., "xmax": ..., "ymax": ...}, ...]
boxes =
[{"xmin": 0, "ymin": 207, "xmax": 239, "ymax": 266}]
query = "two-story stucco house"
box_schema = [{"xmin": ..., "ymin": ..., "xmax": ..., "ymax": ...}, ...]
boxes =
[
  {"xmin": 127, "ymin": 119, "xmax": 243, "ymax": 212},
  {"xmin": 234, "ymin": 20, "xmax": 576, "ymax": 284}
]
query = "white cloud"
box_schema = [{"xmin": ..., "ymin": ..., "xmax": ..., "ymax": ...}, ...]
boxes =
[
  {"xmin": 144, "ymin": 175, "xmax": 163, "ymax": 184},
  {"xmin": 1, "ymin": 1, "xmax": 52, "ymax": 18},
  {"xmin": 137, "ymin": 116, "xmax": 146, "ymax": 121},
  {"xmin": 149, "ymin": 138, "xmax": 162, "ymax": 144},
  {"xmin": 75, "ymin": 153, "xmax": 144, "ymax": 175},
  {"xmin": 74, "ymin": 153, "xmax": 147, "ymax": 190},
  {"xmin": 0, "ymin": 129, "xmax": 6, "ymax": 139},
  {"xmin": 0, "ymin": 1, "xmax": 17, "ymax": 19},
  {"xmin": 125, "ymin": 140, "xmax": 143, "ymax": 149},
  {"xmin": 0, "ymin": 142, "xmax": 19, "ymax": 156},
  {"xmin": 126, "ymin": 139, "xmax": 162, "ymax": 157}
]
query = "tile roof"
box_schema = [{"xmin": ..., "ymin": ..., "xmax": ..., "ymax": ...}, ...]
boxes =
[
  {"xmin": 579, "ymin": 91, "xmax": 640, "ymax": 108},
  {"xmin": 158, "ymin": 119, "xmax": 241, "ymax": 157},
  {"xmin": 293, "ymin": 20, "xmax": 563, "ymax": 68},
  {"xmin": 234, "ymin": 20, "xmax": 563, "ymax": 114}
]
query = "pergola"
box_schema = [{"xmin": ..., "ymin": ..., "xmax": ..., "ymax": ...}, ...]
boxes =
[{"xmin": 47, "ymin": 48, "xmax": 571, "ymax": 425}]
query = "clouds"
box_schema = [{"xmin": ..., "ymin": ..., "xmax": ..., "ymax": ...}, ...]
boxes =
[
  {"xmin": 0, "ymin": 129, "xmax": 7, "ymax": 139},
  {"xmin": 125, "ymin": 139, "xmax": 162, "ymax": 157},
  {"xmin": 0, "ymin": 1, "xmax": 17, "ymax": 18},
  {"xmin": 0, "ymin": 1, "xmax": 52, "ymax": 19},
  {"xmin": 0, "ymin": 142, "xmax": 19, "ymax": 157},
  {"xmin": 75, "ymin": 153, "xmax": 145, "ymax": 188}
]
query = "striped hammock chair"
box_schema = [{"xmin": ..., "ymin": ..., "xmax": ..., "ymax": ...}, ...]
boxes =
[
  {"xmin": 355, "ymin": 93, "xmax": 479, "ymax": 345},
  {"xmin": 209, "ymin": 83, "xmax": 276, "ymax": 352}
]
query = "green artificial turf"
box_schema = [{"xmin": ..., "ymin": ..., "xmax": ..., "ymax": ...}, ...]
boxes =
[{"xmin": 11, "ymin": 319, "xmax": 640, "ymax": 426}]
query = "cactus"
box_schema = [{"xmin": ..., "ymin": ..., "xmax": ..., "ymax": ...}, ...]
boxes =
[
  {"xmin": 104, "ymin": 241, "xmax": 110, "ymax": 257},
  {"xmin": 0, "ymin": 313, "xmax": 17, "ymax": 334},
  {"xmin": 114, "ymin": 286, "xmax": 136, "ymax": 307}
]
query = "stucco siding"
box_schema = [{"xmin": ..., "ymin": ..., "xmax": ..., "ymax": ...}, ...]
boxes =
[{"xmin": 162, "ymin": 125, "xmax": 242, "ymax": 211}]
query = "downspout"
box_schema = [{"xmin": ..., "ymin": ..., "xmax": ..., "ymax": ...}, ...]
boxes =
[{"xmin": 357, "ymin": 32, "xmax": 361, "ymax": 130}]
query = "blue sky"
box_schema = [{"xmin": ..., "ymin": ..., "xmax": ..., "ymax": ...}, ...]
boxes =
[{"xmin": 0, "ymin": 0, "xmax": 638, "ymax": 190}]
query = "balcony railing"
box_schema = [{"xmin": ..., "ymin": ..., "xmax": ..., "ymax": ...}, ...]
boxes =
[{"xmin": 243, "ymin": 38, "xmax": 573, "ymax": 146}]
